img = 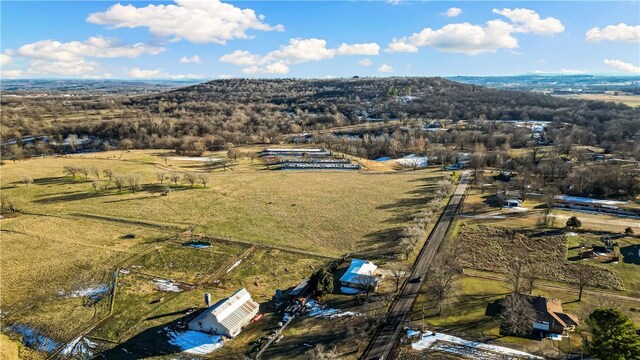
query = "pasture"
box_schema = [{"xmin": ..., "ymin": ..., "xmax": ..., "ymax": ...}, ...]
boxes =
[{"xmin": 0, "ymin": 148, "xmax": 445, "ymax": 358}]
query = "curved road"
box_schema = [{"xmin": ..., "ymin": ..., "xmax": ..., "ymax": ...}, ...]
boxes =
[{"xmin": 361, "ymin": 172, "xmax": 470, "ymax": 360}]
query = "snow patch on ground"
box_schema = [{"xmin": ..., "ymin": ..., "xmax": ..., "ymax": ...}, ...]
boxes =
[
  {"xmin": 59, "ymin": 284, "xmax": 109, "ymax": 299},
  {"xmin": 396, "ymin": 154, "xmax": 428, "ymax": 168},
  {"xmin": 566, "ymin": 232, "xmax": 578, "ymax": 237},
  {"xmin": 411, "ymin": 331, "xmax": 542, "ymax": 359},
  {"xmin": 340, "ymin": 286, "xmax": 363, "ymax": 294},
  {"xmin": 166, "ymin": 328, "xmax": 223, "ymax": 355},
  {"xmin": 172, "ymin": 157, "xmax": 222, "ymax": 162},
  {"xmin": 153, "ymin": 279, "xmax": 182, "ymax": 292},
  {"xmin": 8, "ymin": 324, "xmax": 59, "ymax": 352},
  {"xmin": 226, "ymin": 259, "xmax": 242, "ymax": 273},
  {"xmin": 60, "ymin": 335, "xmax": 98, "ymax": 359},
  {"xmin": 305, "ymin": 300, "xmax": 361, "ymax": 319}
]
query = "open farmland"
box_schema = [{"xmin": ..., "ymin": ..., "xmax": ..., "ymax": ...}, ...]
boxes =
[
  {"xmin": 1, "ymin": 149, "xmax": 445, "ymax": 256},
  {"xmin": 456, "ymin": 225, "xmax": 623, "ymax": 290},
  {"xmin": 0, "ymin": 148, "xmax": 445, "ymax": 358}
]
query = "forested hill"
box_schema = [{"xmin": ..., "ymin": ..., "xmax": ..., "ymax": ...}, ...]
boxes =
[
  {"xmin": 141, "ymin": 77, "xmax": 637, "ymax": 126},
  {"xmin": 2, "ymin": 77, "xmax": 639, "ymax": 158}
]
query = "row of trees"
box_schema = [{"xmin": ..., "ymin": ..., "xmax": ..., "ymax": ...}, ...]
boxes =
[
  {"xmin": 62, "ymin": 166, "xmax": 210, "ymax": 193},
  {"xmin": 396, "ymin": 179, "xmax": 452, "ymax": 259}
]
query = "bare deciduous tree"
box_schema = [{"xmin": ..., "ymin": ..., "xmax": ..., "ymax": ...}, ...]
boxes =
[
  {"xmin": 169, "ymin": 172, "xmax": 180, "ymax": 185},
  {"xmin": 89, "ymin": 166, "xmax": 100, "ymax": 179},
  {"xmin": 183, "ymin": 172, "xmax": 197, "ymax": 187},
  {"xmin": 499, "ymin": 294, "xmax": 535, "ymax": 336},
  {"xmin": 113, "ymin": 175, "xmax": 125, "ymax": 192},
  {"xmin": 63, "ymin": 166, "xmax": 81, "ymax": 178},
  {"xmin": 22, "ymin": 175, "xmax": 33, "ymax": 186},
  {"xmin": 574, "ymin": 264, "xmax": 596, "ymax": 302},
  {"xmin": 504, "ymin": 256, "xmax": 531, "ymax": 295},
  {"xmin": 425, "ymin": 246, "xmax": 462, "ymax": 316},
  {"xmin": 391, "ymin": 267, "xmax": 408, "ymax": 293},
  {"xmin": 103, "ymin": 169, "xmax": 114, "ymax": 180},
  {"xmin": 126, "ymin": 174, "xmax": 141, "ymax": 193},
  {"xmin": 307, "ymin": 344, "xmax": 337, "ymax": 360},
  {"xmin": 156, "ymin": 171, "xmax": 166, "ymax": 184},
  {"xmin": 197, "ymin": 173, "xmax": 209, "ymax": 187},
  {"xmin": 66, "ymin": 134, "xmax": 79, "ymax": 151}
]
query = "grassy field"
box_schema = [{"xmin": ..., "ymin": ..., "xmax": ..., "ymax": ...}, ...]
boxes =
[
  {"xmin": 1, "ymin": 148, "xmax": 445, "ymax": 358},
  {"xmin": 2, "ymin": 149, "xmax": 445, "ymax": 256},
  {"xmin": 408, "ymin": 274, "xmax": 640, "ymax": 358},
  {"xmin": 558, "ymin": 94, "xmax": 640, "ymax": 107},
  {"xmin": 91, "ymin": 246, "xmax": 327, "ymax": 359}
]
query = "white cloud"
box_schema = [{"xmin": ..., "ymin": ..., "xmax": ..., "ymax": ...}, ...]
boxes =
[
  {"xmin": 219, "ymin": 50, "xmax": 263, "ymax": 66},
  {"xmin": 377, "ymin": 64, "xmax": 393, "ymax": 73},
  {"xmin": 1, "ymin": 54, "xmax": 12, "ymax": 66},
  {"xmin": 17, "ymin": 36, "xmax": 165, "ymax": 61},
  {"xmin": 586, "ymin": 23, "xmax": 640, "ymax": 43},
  {"xmin": 87, "ymin": 0, "xmax": 283, "ymax": 45},
  {"xmin": 129, "ymin": 68, "xmax": 163, "ymax": 78},
  {"xmin": 220, "ymin": 38, "xmax": 381, "ymax": 74},
  {"xmin": 604, "ymin": 59, "xmax": 640, "ymax": 73},
  {"xmin": 358, "ymin": 58, "xmax": 372, "ymax": 66},
  {"xmin": 386, "ymin": 8, "xmax": 564, "ymax": 55},
  {"xmin": 27, "ymin": 59, "xmax": 101, "ymax": 76},
  {"xmin": 218, "ymin": 74, "xmax": 234, "ymax": 79},
  {"xmin": 1, "ymin": 70, "xmax": 23, "ymax": 78},
  {"xmin": 492, "ymin": 8, "xmax": 564, "ymax": 34},
  {"xmin": 129, "ymin": 68, "xmax": 205, "ymax": 79},
  {"xmin": 385, "ymin": 0, "xmax": 403, "ymax": 5},
  {"xmin": 179, "ymin": 55, "xmax": 201, "ymax": 64},
  {"xmin": 443, "ymin": 7, "xmax": 462, "ymax": 18},
  {"xmin": 336, "ymin": 42, "xmax": 380, "ymax": 55},
  {"xmin": 387, "ymin": 20, "xmax": 518, "ymax": 55},
  {"xmin": 82, "ymin": 73, "xmax": 114, "ymax": 79},
  {"xmin": 387, "ymin": 39, "xmax": 419, "ymax": 53}
]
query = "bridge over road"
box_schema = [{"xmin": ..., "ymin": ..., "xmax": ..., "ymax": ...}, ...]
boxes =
[{"xmin": 361, "ymin": 172, "xmax": 470, "ymax": 360}]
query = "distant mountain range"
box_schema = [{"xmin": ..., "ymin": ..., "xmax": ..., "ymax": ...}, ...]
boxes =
[
  {"xmin": 2, "ymin": 75, "xmax": 639, "ymax": 95},
  {"xmin": 447, "ymin": 75, "xmax": 640, "ymax": 94}
]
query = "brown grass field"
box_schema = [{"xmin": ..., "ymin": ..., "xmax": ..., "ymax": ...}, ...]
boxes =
[{"xmin": 0, "ymin": 148, "xmax": 446, "ymax": 358}]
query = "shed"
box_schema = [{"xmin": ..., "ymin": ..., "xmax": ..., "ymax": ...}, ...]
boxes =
[
  {"xmin": 188, "ymin": 288, "xmax": 259, "ymax": 338},
  {"xmin": 339, "ymin": 259, "xmax": 378, "ymax": 291}
]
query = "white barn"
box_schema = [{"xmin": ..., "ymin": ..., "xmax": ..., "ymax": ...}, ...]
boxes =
[
  {"xmin": 188, "ymin": 288, "xmax": 259, "ymax": 338},
  {"xmin": 339, "ymin": 259, "xmax": 378, "ymax": 291}
]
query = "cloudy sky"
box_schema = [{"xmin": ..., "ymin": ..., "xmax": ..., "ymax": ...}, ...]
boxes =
[{"xmin": 1, "ymin": 0, "xmax": 639, "ymax": 79}]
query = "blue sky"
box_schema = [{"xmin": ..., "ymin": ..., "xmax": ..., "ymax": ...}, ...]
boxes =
[{"xmin": 1, "ymin": 0, "xmax": 639, "ymax": 79}]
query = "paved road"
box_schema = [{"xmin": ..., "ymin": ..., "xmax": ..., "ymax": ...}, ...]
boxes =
[{"xmin": 361, "ymin": 172, "xmax": 470, "ymax": 360}]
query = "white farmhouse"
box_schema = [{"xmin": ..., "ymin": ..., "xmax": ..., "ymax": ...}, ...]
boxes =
[
  {"xmin": 339, "ymin": 259, "xmax": 378, "ymax": 291},
  {"xmin": 188, "ymin": 288, "xmax": 259, "ymax": 338}
]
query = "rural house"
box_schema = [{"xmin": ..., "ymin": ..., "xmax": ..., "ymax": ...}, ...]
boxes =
[
  {"xmin": 530, "ymin": 296, "xmax": 579, "ymax": 337},
  {"xmin": 188, "ymin": 288, "xmax": 259, "ymax": 338},
  {"xmin": 339, "ymin": 259, "xmax": 378, "ymax": 291}
]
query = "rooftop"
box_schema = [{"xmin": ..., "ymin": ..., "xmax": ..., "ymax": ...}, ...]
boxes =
[{"xmin": 339, "ymin": 259, "xmax": 378, "ymax": 285}]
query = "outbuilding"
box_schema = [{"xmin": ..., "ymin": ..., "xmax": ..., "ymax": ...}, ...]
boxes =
[
  {"xmin": 339, "ymin": 259, "xmax": 378, "ymax": 291},
  {"xmin": 188, "ymin": 288, "xmax": 259, "ymax": 338}
]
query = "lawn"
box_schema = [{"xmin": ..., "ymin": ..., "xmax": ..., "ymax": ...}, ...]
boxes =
[{"xmin": 409, "ymin": 275, "xmax": 640, "ymax": 358}]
